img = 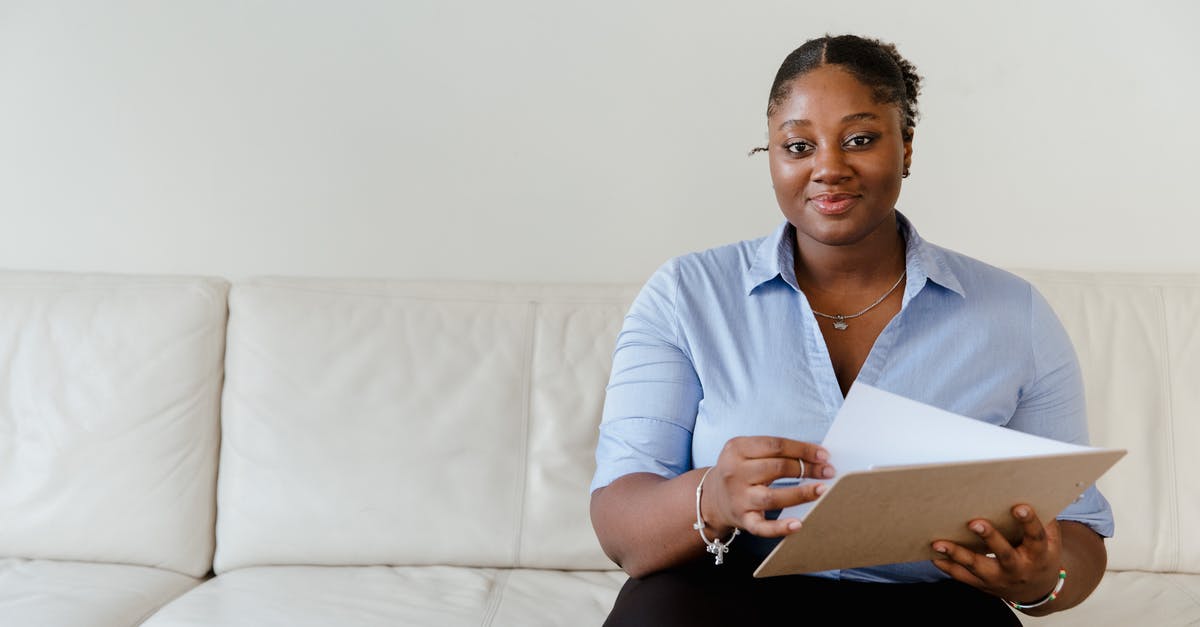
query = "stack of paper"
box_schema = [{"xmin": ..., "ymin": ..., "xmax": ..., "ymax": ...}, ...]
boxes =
[{"xmin": 755, "ymin": 384, "xmax": 1124, "ymax": 577}]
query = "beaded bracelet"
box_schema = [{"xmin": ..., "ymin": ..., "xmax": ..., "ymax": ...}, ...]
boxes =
[
  {"xmin": 693, "ymin": 466, "xmax": 740, "ymax": 565},
  {"xmin": 1005, "ymin": 568, "xmax": 1067, "ymax": 610}
]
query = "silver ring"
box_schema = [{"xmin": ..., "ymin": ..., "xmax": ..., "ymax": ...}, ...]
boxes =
[{"xmin": 798, "ymin": 458, "xmax": 806, "ymax": 479}]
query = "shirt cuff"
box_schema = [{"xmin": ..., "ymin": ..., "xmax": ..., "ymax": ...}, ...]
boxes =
[
  {"xmin": 590, "ymin": 417, "xmax": 693, "ymax": 493},
  {"xmin": 1055, "ymin": 484, "xmax": 1115, "ymax": 538}
]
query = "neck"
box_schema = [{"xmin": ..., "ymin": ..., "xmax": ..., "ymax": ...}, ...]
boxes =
[{"xmin": 792, "ymin": 213, "xmax": 906, "ymax": 293}]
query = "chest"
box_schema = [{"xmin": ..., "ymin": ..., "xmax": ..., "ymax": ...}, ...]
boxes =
[
  {"xmin": 682, "ymin": 285, "xmax": 1025, "ymax": 466},
  {"xmin": 814, "ymin": 290, "xmax": 903, "ymax": 396}
]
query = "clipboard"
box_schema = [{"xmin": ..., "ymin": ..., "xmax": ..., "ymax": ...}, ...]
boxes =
[{"xmin": 753, "ymin": 448, "xmax": 1125, "ymax": 578}]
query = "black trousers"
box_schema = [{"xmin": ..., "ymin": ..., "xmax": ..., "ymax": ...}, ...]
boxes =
[{"xmin": 603, "ymin": 551, "xmax": 1022, "ymax": 626}]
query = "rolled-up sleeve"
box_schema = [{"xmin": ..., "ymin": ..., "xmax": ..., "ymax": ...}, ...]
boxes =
[
  {"xmin": 590, "ymin": 259, "xmax": 703, "ymax": 493},
  {"xmin": 1007, "ymin": 285, "xmax": 1115, "ymax": 537}
]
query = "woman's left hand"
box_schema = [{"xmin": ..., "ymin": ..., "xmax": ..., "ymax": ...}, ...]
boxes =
[{"xmin": 931, "ymin": 504, "xmax": 1063, "ymax": 604}]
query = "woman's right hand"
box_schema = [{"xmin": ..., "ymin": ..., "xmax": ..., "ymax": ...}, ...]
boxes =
[{"xmin": 700, "ymin": 436, "xmax": 834, "ymax": 538}]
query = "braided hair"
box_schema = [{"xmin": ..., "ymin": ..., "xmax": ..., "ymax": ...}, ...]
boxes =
[{"xmin": 767, "ymin": 34, "xmax": 922, "ymax": 141}]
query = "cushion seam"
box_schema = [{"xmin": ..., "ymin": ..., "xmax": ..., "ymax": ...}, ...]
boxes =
[
  {"xmin": 1158, "ymin": 287, "xmax": 1181, "ymax": 572},
  {"xmin": 235, "ymin": 283, "xmax": 636, "ymax": 305},
  {"xmin": 511, "ymin": 302, "xmax": 537, "ymax": 568},
  {"xmin": 479, "ymin": 568, "xmax": 511, "ymax": 627},
  {"xmin": 132, "ymin": 578, "xmax": 203, "ymax": 626},
  {"xmin": 1162, "ymin": 575, "xmax": 1200, "ymax": 607}
]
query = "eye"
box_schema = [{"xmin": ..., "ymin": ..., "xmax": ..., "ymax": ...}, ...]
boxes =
[
  {"xmin": 844, "ymin": 134, "xmax": 876, "ymax": 148},
  {"xmin": 784, "ymin": 140, "xmax": 813, "ymax": 155}
]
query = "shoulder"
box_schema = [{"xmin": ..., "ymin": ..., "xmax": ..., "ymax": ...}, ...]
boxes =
[
  {"xmin": 632, "ymin": 234, "xmax": 764, "ymax": 316},
  {"xmin": 644, "ymin": 234, "xmax": 768, "ymax": 297},
  {"xmin": 630, "ymin": 234, "xmax": 774, "ymax": 335},
  {"xmin": 924, "ymin": 240, "xmax": 1035, "ymax": 304},
  {"xmin": 672, "ymin": 236, "xmax": 764, "ymax": 280},
  {"xmin": 917, "ymin": 239, "xmax": 1077, "ymax": 367}
]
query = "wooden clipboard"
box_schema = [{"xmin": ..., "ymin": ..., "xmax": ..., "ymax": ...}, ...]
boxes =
[{"xmin": 753, "ymin": 448, "xmax": 1125, "ymax": 578}]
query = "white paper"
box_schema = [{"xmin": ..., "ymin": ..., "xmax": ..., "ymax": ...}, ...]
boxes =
[{"xmin": 777, "ymin": 383, "xmax": 1095, "ymax": 521}]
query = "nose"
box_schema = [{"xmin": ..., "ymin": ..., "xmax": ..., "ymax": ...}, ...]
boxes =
[{"xmin": 811, "ymin": 146, "xmax": 852, "ymax": 184}]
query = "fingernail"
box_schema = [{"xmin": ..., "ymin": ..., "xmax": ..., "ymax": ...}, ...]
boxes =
[
  {"xmin": 815, "ymin": 483, "xmax": 827, "ymax": 495},
  {"xmin": 822, "ymin": 466, "xmax": 835, "ymax": 478},
  {"xmin": 816, "ymin": 449, "xmax": 829, "ymax": 461},
  {"xmin": 971, "ymin": 523, "xmax": 985, "ymax": 534},
  {"xmin": 788, "ymin": 520, "xmax": 802, "ymax": 531},
  {"xmin": 933, "ymin": 544, "xmax": 947, "ymax": 553},
  {"xmin": 1016, "ymin": 506, "xmax": 1030, "ymax": 519}
]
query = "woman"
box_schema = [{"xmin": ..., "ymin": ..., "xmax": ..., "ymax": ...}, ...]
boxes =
[{"xmin": 589, "ymin": 35, "xmax": 1112, "ymax": 625}]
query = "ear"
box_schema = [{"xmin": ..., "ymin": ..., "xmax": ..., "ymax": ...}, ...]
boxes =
[{"xmin": 903, "ymin": 127, "xmax": 915, "ymax": 172}]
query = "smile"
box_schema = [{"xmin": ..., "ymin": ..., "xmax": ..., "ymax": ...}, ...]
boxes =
[{"xmin": 808, "ymin": 193, "xmax": 861, "ymax": 215}]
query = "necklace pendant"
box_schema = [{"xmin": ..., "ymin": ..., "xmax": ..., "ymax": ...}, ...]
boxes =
[{"xmin": 809, "ymin": 270, "xmax": 906, "ymax": 332}]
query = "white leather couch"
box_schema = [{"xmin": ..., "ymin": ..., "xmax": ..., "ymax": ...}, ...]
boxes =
[{"xmin": 0, "ymin": 270, "xmax": 1197, "ymax": 626}]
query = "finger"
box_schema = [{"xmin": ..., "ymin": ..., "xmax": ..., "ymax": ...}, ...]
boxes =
[
  {"xmin": 1044, "ymin": 518, "xmax": 1062, "ymax": 549},
  {"xmin": 799, "ymin": 460, "xmax": 836, "ymax": 480},
  {"xmin": 742, "ymin": 457, "xmax": 836, "ymax": 482},
  {"xmin": 754, "ymin": 482, "xmax": 828, "ymax": 510},
  {"xmin": 742, "ymin": 457, "xmax": 804, "ymax": 483},
  {"xmin": 726, "ymin": 436, "xmax": 829, "ymax": 464},
  {"xmin": 931, "ymin": 558, "xmax": 990, "ymax": 591},
  {"xmin": 738, "ymin": 510, "xmax": 803, "ymax": 538},
  {"xmin": 1011, "ymin": 504, "xmax": 1050, "ymax": 554},
  {"xmin": 739, "ymin": 482, "xmax": 827, "ymax": 513},
  {"xmin": 967, "ymin": 519, "xmax": 1020, "ymax": 569},
  {"xmin": 931, "ymin": 540, "xmax": 999, "ymax": 580}
]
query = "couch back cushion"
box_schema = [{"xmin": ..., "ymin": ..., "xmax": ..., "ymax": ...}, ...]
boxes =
[
  {"xmin": 1020, "ymin": 271, "xmax": 1200, "ymax": 574},
  {"xmin": 215, "ymin": 279, "xmax": 636, "ymax": 573},
  {"xmin": 217, "ymin": 273, "xmax": 1198, "ymax": 575},
  {"xmin": 0, "ymin": 272, "xmax": 227, "ymax": 577}
]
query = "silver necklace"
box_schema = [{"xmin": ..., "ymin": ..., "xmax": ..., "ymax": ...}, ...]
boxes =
[{"xmin": 810, "ymin": 271, "xmax": 906, "ymax": 331}]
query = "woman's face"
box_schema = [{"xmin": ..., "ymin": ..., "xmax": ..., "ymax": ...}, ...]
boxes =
[{"xmin": 767, "ymin": 65, "xmax": 912, "ymax": 250}]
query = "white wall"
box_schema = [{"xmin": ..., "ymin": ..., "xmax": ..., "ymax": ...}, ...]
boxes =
[{"xmin": 1, "ymin": 0, "xmax": 1197, "ymax": 282}]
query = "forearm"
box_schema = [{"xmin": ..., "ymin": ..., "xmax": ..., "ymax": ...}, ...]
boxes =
[
  {"xmin": 1020, "ymin": 521, "xmax": 1107, "ymax": 617},
  {"xmin": 590, "ymin": 470, "xmax": 724, "ymax": 578},
  {"xmin": 591, "ymin": 438, "xmax": 827, "ymax": 578}
]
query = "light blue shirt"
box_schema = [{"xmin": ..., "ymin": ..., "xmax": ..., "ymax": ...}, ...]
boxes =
[{"xmin": 591, "ymin": 213, "xmax": 1113, "ymax": 583}]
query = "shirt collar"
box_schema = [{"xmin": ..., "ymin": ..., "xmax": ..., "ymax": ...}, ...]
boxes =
[
  {"xmin": 743, "ymin": 221, "xmax": 800, "ymax": 294},
  {"xmin": 743, "ymin": 211, "xmax": 966, "ymax": 298}
]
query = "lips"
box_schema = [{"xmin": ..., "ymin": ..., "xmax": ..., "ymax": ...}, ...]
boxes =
[{"xmin": 808, "ymin": 192, "xmax": 861, "ymax": 215}]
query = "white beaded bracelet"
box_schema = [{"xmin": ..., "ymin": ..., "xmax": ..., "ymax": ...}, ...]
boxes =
[
  {"xmin": 693, "ymin": 466, "xmax": 740, "ymax": 565},
  {"xmin": 1005, "ymin": 568, "xmax": 1067, "ymax": 610}
]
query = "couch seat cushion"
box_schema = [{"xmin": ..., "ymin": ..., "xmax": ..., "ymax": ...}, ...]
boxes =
[
  {"xmin": 142, "ymin": 565, "xmax": 625, "ymax": 626},
  {"xmin": 0, "ymin": 558, "xmax": 199, "ymax": 627},
  {"xmin": 1019, "ymin": 570, "xmax": 1200, "ymax": 626}
]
